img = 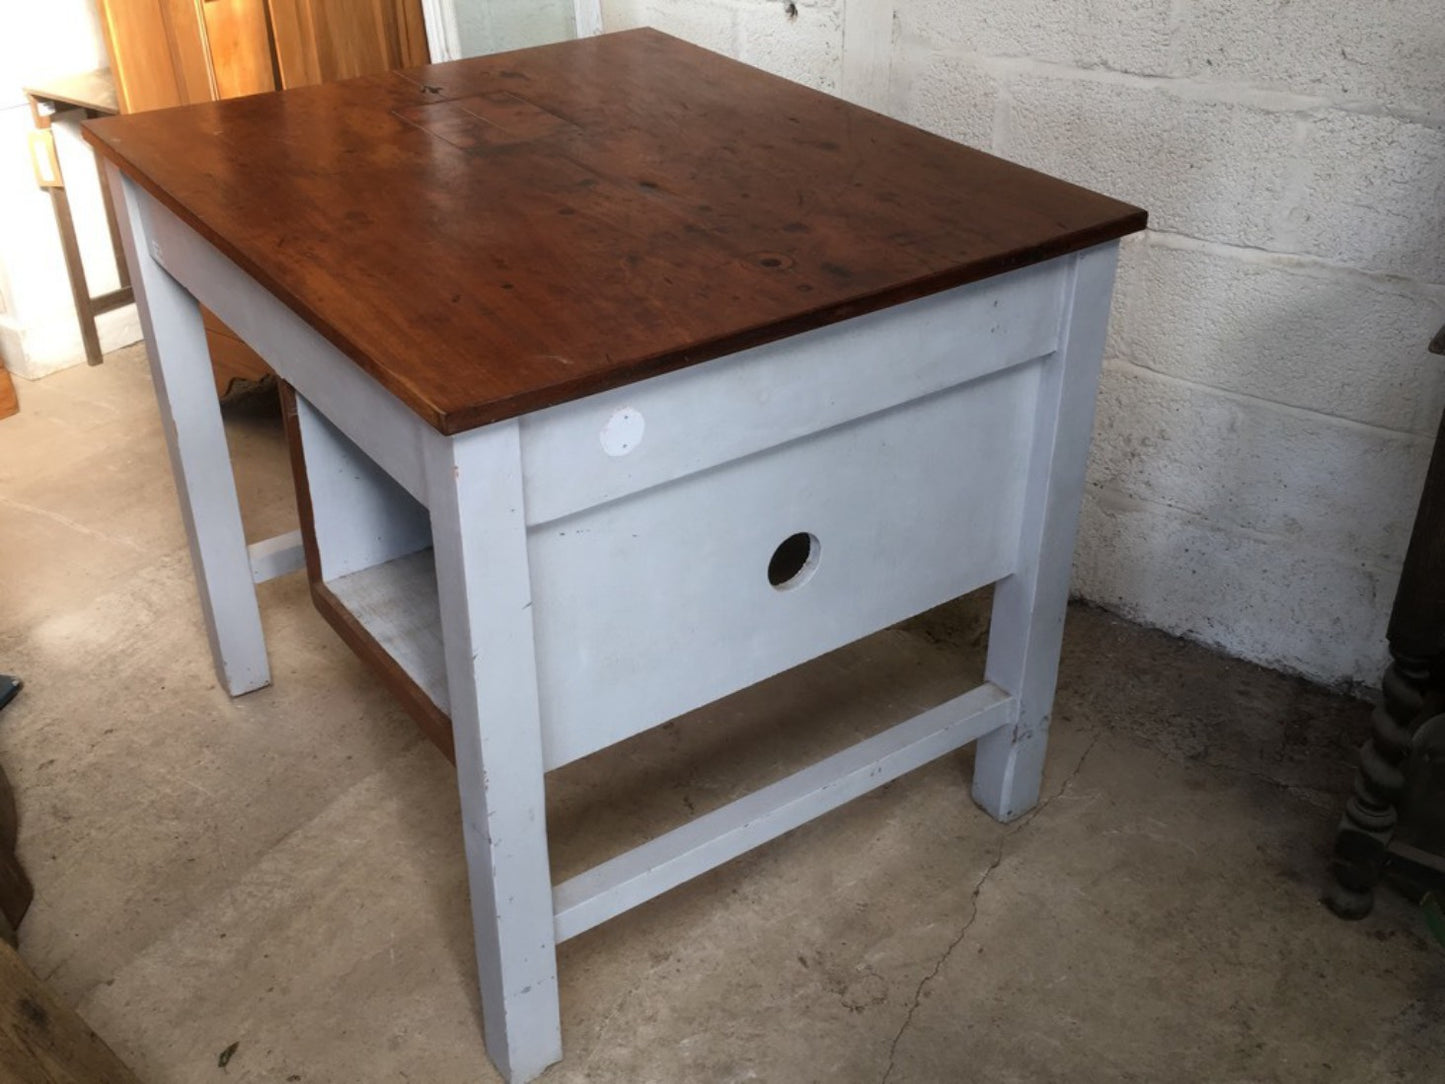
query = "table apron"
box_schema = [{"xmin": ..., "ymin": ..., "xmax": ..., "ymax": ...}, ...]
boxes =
[
  {"xmin": 135, "ymin": 184, "xmax": 434, "ymax": 505},
  {"xmin": 518, "ymin": 258, "xmax": 1068, "ymax": 526},
  {"xmin": 528, "ymin": 359, "xmax": 1043, "ymax": 767}
]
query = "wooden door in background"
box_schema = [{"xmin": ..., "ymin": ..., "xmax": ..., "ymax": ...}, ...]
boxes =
[
  {"xmin": 100, "ymin": 0, "xmax": 429, "ymax": 103},
  {"xmin": 202, "ymin": 0, "xmax": 278, "ymax": 98},
  {"xmin": 269, "ymin": 0, "xmax": 428, "ymax": 86},
  {"xmin": 97, "ymin": 0, "xmax": 428, "ymax": 394},
  {"xmin": 97, "ymin": 0, "xmax": 215, "ymax": 112}
]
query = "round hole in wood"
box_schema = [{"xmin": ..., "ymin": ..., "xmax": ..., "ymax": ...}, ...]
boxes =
[{"xmin": 769, "ymin": 532, "xmax": 820, "ymax": 590}]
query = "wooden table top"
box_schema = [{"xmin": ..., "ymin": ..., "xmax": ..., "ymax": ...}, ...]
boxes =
[
  {"xmin": 85, "ymin": 29, "xmax": 1145, "ymax": 434},
  {"xmin": 26, "ymin": 68, "xmax": 118, "ymax": 116}
]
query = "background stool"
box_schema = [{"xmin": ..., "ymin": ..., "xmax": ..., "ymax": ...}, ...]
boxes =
[{"xmin": 1328, "ymin": 325, "xmax": 1445, "ymax": 918}]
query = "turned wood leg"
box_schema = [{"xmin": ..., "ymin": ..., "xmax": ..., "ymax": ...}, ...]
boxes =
[
  {"xmin": 1327, "ymin": 326, "xmax": 1445, "ymax": 918},
  {"xmin": 1327, "ymin": 649, "xmax": 1438, "ymax": 918}
]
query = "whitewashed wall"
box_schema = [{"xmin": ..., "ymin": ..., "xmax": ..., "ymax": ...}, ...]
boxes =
[
  {"xmin": 600, "ymin": 0, "xmax": 1445, "ymax": 690},
  {"xmin": 0, "ymin": 0, "xmax": 141, "ymax": 380}
]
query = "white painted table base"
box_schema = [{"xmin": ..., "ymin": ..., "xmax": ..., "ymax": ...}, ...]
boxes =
[{"xmin": 109, "ymin": 163, "xmax": 1118, "ymax": 1083}]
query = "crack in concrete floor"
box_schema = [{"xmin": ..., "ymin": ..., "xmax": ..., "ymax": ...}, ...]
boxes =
[
  {"xmin": 880, "ymin": 732, "xmax": 1103, "ymax": 1083},
  {"xmin": 4, "ymin": 351, "xmax": 1438, "ymax": 1083}
]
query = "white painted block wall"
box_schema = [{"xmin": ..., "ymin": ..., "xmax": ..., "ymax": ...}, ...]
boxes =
[{"xmin": 600, "ymin": 0, "xmax": 1445, "ymax": 690}]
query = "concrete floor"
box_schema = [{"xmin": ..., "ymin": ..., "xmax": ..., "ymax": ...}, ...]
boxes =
[{"xmin": 0, "ymin": 346, "xmax": 1440, "ymax": 1083}]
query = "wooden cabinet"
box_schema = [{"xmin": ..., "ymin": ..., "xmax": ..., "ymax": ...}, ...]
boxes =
[
  {"xmin": 97, "ymin": 0, "xmax": 430, "ymax": 394},
  {"xmin": 269, "ymin": 0, "xmax": 430, "ymax": 86},
  {"xmin": 98, "ymin": 0, "xmax": 217, "ymax": 113},
  {"xmin": 99, "ymin": 0, "xmax": 430, "ymax": 105},
  {"xmin": 202, "ymin": 0, "xmax": 279, "ymax": 99}
]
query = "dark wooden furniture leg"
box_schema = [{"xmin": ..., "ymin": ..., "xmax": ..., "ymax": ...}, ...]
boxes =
[
  {"xmin": 0, "ymin": 677, "xmax": 31, "ymax": 945},
  {"xmin": 1328, "ymin": 327, "xmax": 1445, "ymax": 918}
]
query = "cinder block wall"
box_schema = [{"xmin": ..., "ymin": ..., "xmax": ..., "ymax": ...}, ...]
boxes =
[{"xmin": 601, "ymin": 0, "xmax": 1445, "ymax": 690}]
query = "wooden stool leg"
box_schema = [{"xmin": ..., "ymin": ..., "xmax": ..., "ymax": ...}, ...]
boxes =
[
  {"xmin": 976, "ymin": 245, "xmax": 1116, "ymax": 821},
  {"xmin": 425, "ymin": 422, "xmax": 562, "ymax": 1083},
  {"xmin": 1328, "ymin": 650, "xmax": 1438, "ymax": 918},
  {"xmin": 1329, "ymin": 333, "xmax": 1445, "ymax": 918}
]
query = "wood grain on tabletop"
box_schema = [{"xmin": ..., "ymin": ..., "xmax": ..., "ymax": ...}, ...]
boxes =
[{"xmin": 83, "ymin": 28, "xmax": 1147, "ymax": 434}]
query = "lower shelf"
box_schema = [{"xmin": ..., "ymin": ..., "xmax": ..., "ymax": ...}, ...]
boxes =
[{"xmin": 316, "ymin": 547, "xmax": 454, "ymax": 758}]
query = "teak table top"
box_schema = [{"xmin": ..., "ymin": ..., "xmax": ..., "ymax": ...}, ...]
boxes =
[{"xmin": 85, "ymin": 29, "xmax": 1146, "ymax": 434}]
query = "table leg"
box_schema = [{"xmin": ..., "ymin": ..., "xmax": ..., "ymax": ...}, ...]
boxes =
[
  {"xmin": 94, "ymin": 117, "xmax": 132, "ymax": 294},
  {"xmin": 975, "ymin": 243, "xmax": 1118, "ymax": 821},
  {"xmin": 425, "ymin": 421, "xmax": 562, "ymax": 1083},
  {"xmin": 106, "ymin": 167, "xmax": 270, "ymax": 696},
  {"xmin": 43, "ymin": 149, "xmax": 104, "ymax": 368}
]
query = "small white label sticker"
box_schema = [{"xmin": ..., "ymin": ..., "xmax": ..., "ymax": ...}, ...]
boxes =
[{"xmin": 600, "ymin": 407, "xmax": 645, "ymax": 457}]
